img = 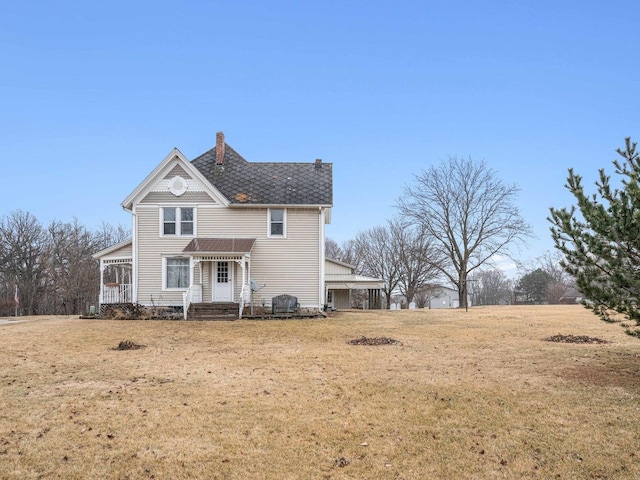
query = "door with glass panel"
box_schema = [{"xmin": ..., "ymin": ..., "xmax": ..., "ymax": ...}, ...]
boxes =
[{"xmin": 213, "ymin": 261, "xmax": 232, "ymax": 302}]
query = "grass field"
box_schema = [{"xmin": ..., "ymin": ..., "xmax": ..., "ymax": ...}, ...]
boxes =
[{"xmin": 1, "ymin": 305, "xmax": 640, "ymax": 479}]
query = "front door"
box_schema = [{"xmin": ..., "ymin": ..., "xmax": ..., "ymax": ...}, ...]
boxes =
[{"xmin": 213, "ymin": 261, "xmax": 233, "ymax": 302}]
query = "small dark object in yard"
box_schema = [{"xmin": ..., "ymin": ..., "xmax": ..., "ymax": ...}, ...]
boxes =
[
  {"xmin": 113, "ymin": 340, "xmax": 146, "ymax": 351},
  {"xmin": 333, "ymin": 457, "xmax": 350, "ymax": 468},
  {"xmin": 348, "ymin": 336, "xmax": 402, "ymax": 346},
  {"xmin": 545, "ymin": 334, "xmax": 609, "ymax": 344}
]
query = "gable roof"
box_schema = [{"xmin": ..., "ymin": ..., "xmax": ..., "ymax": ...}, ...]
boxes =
[
  {"xmin": 121, "ymin": 148, "xmax": 229, "ymax": 211},
  {"xmin": 191, "ymin": 144, "xmax": 333, "ymax": 206}
]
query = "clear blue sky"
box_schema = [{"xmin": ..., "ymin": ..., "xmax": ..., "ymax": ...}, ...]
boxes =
[{"xmin": 2, "ymin": 1, "xmax": 638, "ymax": 274}]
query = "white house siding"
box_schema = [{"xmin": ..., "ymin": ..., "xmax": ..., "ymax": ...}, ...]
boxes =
[
  {"xmin": 140, "ymin": 191, "xmax": 214, "ymax": 204},
  {"xmin": 332, "ymin": 290, "xmax": 350, "ymax": 309},
  {"xmin": 251, "ymin": 208, "xmax": 320, "ymax": 308},
  {"xmin": 138, "ymin": 162, "xmax": 215, "ymax": 205},
  {"xmin": 325, "ymin": 262, "xmax": 351, "ymax": 275},
  {"xmin": 325, "ymin": 261, "xmax": 352, "ymax": 276},
  {"xmin": 201, "ymin": 262, "xmax": 212, "ymax": 302},
  {"xmin": 104, "ymin": 242, "xmax": 132, "ymax": 259},
  {"xmin": 164, "ymin": 164, "xmax": 192, "ymax": 179},
  {"xmin": 135, "ymin": 205, "xmax": 194, "ymax": 306},
  {"xmin": 134, "ymin": 204, "xmax": 322, "ymax": 309},
  {"xmin": 197, "ymin": 205, "xmax": 321, "ymax": 308}
]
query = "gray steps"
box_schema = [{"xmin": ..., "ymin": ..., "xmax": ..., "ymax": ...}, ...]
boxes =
[{"xmin": 187, "ymin": 302, "xmax": 239, "ymax": 320}]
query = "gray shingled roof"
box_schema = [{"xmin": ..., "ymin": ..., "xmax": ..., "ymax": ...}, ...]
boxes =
[
  {"xmin": 191, "ymin": 144, "xmax": 332, "ymax": 205},
  {"xmin": 182, "ymin": 238, "xmax": 256, "ymax": 253}
]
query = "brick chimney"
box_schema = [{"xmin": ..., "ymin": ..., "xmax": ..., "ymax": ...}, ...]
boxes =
[
  {"xmin": 215, "ymin": 132, "xmax": 225, "ymax": 165},
  {"xmin": 315, "ymin": 158, "xmax": 322, "ymax": 169}
]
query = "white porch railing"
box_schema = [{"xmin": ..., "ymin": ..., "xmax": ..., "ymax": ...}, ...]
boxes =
[
  {"xmin": 183, "ymin": 284, "xmax": 202, "ymax": 319},
  {"xmin": 239, "ymin": 284, "xmax": 246, "ymax": 319},
  {"xmin": 102, "ymin": 283, "xmax": 132, "ymax": 304},
  {"xmin": 183, "ymin": 288, "xmax": 193, "ymax": 320}
]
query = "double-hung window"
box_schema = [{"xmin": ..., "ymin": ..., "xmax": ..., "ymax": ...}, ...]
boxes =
[
  {"xmin": 163, "ymin": 207, "xmax": 194, "ymax": 236},
  {"xmin": 268, "ymin": 208, "xmax": 286, "ymax": 237},
  {"xmin": 165, "ymin": 257, "xmax": 190, "ymax": 289}
]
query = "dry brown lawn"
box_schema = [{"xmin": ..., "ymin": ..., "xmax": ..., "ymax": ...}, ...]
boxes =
[{"xmin": 1, "ymin": 305, "xmax": 640, "ymax": 479}]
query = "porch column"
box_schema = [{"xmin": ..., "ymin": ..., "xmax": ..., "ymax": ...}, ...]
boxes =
[
  {"xmin": 99, "ymin": 260, "xmax": 105, "ymax": 305},
  {"xmin": 241, "ymin": 258, "xmax": 246, "ymax": 290},
  {"xmin": 235, "ymin": 257, "xmax": 247, "ymax": 300}
]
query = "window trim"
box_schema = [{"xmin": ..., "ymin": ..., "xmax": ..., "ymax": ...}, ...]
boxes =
[
  {"xmin": 267, "ymin": 208, "xmax": 286, "ymax": 238},
  {"xmin": 160, "ymin": 206, "xmax": 196, "ymax": 237},
  {"xmin": 162, "ymin": 256, "xmax": 191, "ymax": 291}
]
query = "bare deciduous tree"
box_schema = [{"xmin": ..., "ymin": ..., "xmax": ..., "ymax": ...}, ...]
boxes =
[
  {"xmin": 325, "ymin": 237, "xmax": 362, "ymax": 272},
  {"xmin": 325, "ymin": 237, "xmax": 343, "ymax": 261},
  {"xmin": 398, "ymin": 156, "xmax": 532, "ymax": 308},
  {"xmin": 391, "ymin": 220, "xmax": 445, "ymax": 305},
  {"xmin": 95, "ymin": 221, "xmax": 130, "ymax": 251},
  {"xmin": 0, "ymin": 210, "xmax": 130, "ymax": 316},
  {"xmin": 45, "ymin": 219, "xmax": 102, "ymax": 314},
  {"xmin": 0, "ymin": 211, "xmax": 48, "ymax": 315},
  {"xmin": 470, "ymin": 269, "xmax": 512, "ymax": 305},
  {"xmin": 353, "ymin": 224, "xmax": 401, "ymax": 309}
]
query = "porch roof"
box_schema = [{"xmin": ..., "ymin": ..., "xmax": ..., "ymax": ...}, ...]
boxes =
[{"xmin": 182, "ymin": 238, "xmax": 256, "ymax": 254}]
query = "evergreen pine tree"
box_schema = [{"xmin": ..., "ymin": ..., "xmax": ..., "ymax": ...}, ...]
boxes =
[{"xmin": 549, "ymin": 138, "xmax": 640, "ymax": 332}]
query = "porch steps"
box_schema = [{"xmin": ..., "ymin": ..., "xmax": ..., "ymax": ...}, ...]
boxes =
[{"xmin": 188, "ymin": 302, "xmax": 239, "ymax": 320}]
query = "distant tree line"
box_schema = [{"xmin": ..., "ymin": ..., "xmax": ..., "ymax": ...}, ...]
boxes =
[
  {"xmin": 328, "ymin": 230, "xmax": 577, "ymax": 309},
  {"xmin": 0, "ymin": 210, "xmax": 129, "ymax": 316},
  {"xmin": 326, "ymin": 156, "xmax": 579, "ymax": 309}
]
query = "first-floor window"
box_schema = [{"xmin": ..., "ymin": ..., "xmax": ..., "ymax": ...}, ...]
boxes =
[{"xmin": 166, "ymin": 257, "xmax": 190, "ymax": 289}]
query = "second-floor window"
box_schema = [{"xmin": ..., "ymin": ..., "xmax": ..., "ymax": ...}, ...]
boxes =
[
  {"xmin": 268, "ymin": 208, "xmax": 286, "ymax": 237},
  {"xmin": 163, "ymin": 207, "xmax": 194, "ymax": 236}
]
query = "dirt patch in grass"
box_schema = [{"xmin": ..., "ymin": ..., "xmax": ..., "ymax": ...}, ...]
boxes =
[
  {"xmin": 545, "ymin": 334, "xmax": 609, "ymax": 344},
  {"xmin": 112, "ymin": 339, "xmax": 146, "ymax": 350},
  {"xmin": 560, "ymin": 351, "xmax": 640, "ymax": 389},
  {"xmin": 347, "ymin": 336, "xmax": 402, "ymax": 346}
]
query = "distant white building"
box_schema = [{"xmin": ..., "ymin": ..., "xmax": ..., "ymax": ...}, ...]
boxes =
[
  {"xmin": 391, "ymin": 285, "xmax": 471, "ymax": 309},
  {"xmin": 428, "ymin": 285, "xmax": 472, "ymax": 309}
]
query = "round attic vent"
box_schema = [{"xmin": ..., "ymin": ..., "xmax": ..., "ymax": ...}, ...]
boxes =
[{"xmin": 168, "ymin": 176, "xmax": 188, "ymax": 196}]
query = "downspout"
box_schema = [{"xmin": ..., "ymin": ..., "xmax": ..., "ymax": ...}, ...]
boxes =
[
  {"xmin": 318, "ymin": 207, "xmax": 326, "ymax": 312},
  {"xmin": 131, "ymin": 207, "xmax": 138, "ymax": 304}
]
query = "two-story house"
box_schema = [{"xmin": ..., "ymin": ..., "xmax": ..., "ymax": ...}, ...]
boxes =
[{"xmin": 93, "ymin": 132, "xmax": 332, "ymax": 318}]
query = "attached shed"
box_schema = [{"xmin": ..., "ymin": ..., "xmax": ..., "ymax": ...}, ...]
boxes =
[{"xmin": 325, "ymin": 258, "xmax": 384, "ymax": 309}]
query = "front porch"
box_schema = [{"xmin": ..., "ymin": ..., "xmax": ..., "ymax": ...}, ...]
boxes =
[
  {"xmin": 181, "ymin": 238, "xmax": 256, "ymax": 319},
  {"xmin": 102, "ymin": 282, "xmax": 132, "ymax": 304},
  {"xmin": 93, "ymin": 239, "xmax": 134, "ymax": 307}
]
